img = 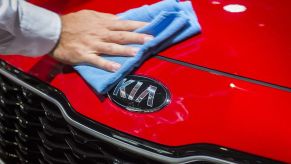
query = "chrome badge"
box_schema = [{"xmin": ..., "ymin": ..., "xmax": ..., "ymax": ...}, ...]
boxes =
[{"xmin": 108, "ymin": 75, "xmax": 170, "ymax": 112}]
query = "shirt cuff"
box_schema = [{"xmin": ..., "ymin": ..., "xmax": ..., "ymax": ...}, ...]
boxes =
[{"xmin": 8, "ymin": 1, "xmax": 61, "ymax": 56}]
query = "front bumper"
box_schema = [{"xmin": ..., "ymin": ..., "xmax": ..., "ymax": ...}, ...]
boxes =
[{"xmin": 0, "ymin": 60, "xmax": 280, "ymax": 164}]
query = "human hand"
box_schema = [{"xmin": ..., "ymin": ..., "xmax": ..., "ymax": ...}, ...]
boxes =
[{"xmin": 50, "ymin": 10, "xmax": 153, "ymax": 72}]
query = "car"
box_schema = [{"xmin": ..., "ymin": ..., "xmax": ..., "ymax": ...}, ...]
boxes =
[{"xmin": 0, "ymin": 0, "xmax": 290, "ymax": 163}]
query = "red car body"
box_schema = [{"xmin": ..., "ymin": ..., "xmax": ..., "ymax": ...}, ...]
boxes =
[{"xmin": 0, "ymin": 0, "xmax": 290, "ymax": 163}]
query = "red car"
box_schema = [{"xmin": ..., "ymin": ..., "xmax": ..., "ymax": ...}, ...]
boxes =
[{"xmin": 0, "ymin": 0, "xmax": 290, "ymax": 163}]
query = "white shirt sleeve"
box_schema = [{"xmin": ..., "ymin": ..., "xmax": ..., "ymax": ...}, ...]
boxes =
[{"xmin": 0, "ymin": 0, "xmax": 61, "ymax": 56}]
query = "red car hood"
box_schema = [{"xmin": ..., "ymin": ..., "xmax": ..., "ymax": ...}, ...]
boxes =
[
  {"xmin": 0, "ymin": 0, "xmax": 291, "ymax": 163},
  {"xmin": 18, "ymin": 0, "xmax": 291, "ymax": 88},
  {"xmin": 159, "ymin": 0, "xmax": 291, "ymax": 89}
]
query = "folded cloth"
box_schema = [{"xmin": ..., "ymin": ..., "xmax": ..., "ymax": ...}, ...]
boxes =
[{"xmin": 74, "ymin": 0, "xmax": 201, "ymax": 94}]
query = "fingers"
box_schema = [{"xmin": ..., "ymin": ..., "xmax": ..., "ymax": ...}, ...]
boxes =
[
  {"xmin": 108, "ymin": 20, "xmax": 149, "ymax": 31},
  {"xmin": 106, "ymin": 31, "xmax": 153, "ymax": 44},
  {"xmin": 82, "ymin": 53, "xmax": 121, "ymax": 72},
  {"xmin": 54, "ymin": 10, "xmax": 152, "ymax": 73},
  {"xmin": 95, "ymin": 42, "xmax": 139, "ymax": 56}
]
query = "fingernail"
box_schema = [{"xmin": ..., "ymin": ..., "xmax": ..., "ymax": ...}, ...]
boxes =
[
  {"xmin": 144, "ymin": 35, "xmax": 154, "ymax": 43},
  {"xmin": 131, "ymin": 47, "xmax": 140, "ymax": 56},
  {"xmin": 111, "ymin": 63, "xmax": 121, "ymax": 72}
]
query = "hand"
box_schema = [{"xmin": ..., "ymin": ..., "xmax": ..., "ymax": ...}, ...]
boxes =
[{"xmin": 50, "ymin": 10, "xmax": 153, "ymax": 72}]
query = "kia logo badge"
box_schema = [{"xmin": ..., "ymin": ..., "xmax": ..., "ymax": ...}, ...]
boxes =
[{"xmin": 108, "ymin": 75, "xmax": 170, "ymax": 112}]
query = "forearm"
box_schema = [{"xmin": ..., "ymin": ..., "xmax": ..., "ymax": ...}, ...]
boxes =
[{"xmin": 0, "ymin": 0, "xmax": 61, "ymax": 56}]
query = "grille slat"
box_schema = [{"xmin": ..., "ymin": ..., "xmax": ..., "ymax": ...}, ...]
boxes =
[
  {"xmin": 0, "ymin": 70, "xmax": 156, "ymax": 164},
  {"xmin": 38, "ymin": 146, "xmax": 70, "ymax": 164},
  {"xmin": 39, "ymin": 118, "xmax": 70, "ymax": 136}
]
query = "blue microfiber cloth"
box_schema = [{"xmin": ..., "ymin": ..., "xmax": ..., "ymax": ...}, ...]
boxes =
[{"xmin": 74, "ymin": 0, "xmax": 201, "ymax": 94}]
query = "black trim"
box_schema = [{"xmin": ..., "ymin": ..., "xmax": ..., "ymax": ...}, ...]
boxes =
[
  {"xmin": 154, "ymin": 55, "xmax": 291, "ymax": 92},
  {"xmin": 0, "ymin": 60, "xmax": 283, "ymax": 164}
]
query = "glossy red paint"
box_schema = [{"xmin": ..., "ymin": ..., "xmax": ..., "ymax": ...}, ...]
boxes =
[
  {"xmin": 1, "ymin": 0, "xmax": 291, "ymax": 162},
  {"xmin": 159, "ymin": 0, "xmax": 291, "ymax": 88}
]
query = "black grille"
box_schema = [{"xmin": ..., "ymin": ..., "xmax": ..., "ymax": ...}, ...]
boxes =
[{"xmin": 0, "ymin": 73, "xmax": 156, "ymax": 164}]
